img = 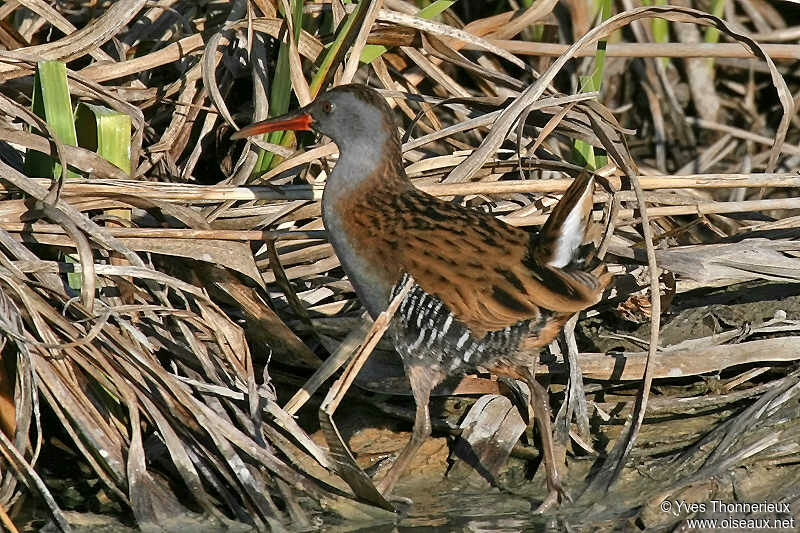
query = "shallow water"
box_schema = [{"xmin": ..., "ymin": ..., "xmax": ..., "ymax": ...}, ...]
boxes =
[{"xmin": 330, "ymin": 490, "xmax": 554, "ymax": 533}]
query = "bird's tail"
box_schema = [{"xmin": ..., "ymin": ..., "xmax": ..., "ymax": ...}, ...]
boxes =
[
  {"xmin": 533, "ymin": 172, "xmax": 601, "ymax": 271},
  {"xmin": 531, "ymin": 173, "xmax": 611, "ymax": 309}
]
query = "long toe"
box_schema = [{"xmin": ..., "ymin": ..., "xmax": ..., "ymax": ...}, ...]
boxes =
[
  {"xmin": 373, "ymin": 475, "xmax": 414, "ymax": 506},
  {"xmin": 532, "ymin": 488, "xmax": 562, "ymax": 514}
]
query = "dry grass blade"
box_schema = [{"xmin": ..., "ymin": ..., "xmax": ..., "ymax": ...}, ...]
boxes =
[
  {"xmin": 448, "ymin": 5, "xmax": 792, "ymax": 183},
  {"xmin": 487, "ymin": 0, "xmax": 558, "ymax": 40},
  {"xmin": 4, "ymin": 172, "xmax": 800, "ymax": 202},
  {"xmin": 486, "ymin": 40, "xmax": 800, "ymax": 59},
  {"xmin": 79, "ymin": 34, "xmax": 205, "ymax": 83},
  {"xmin": 284, "ymin": 320, "xmax": 370, "ymax": 415},
  {"xmin": 377, "ymin": 9, "xmax": 528, "ymax": 71},
  {"xmin": 661, "ymin": 370, "xmax": 800, "ymax": 489},
  {"xmin": 0, "ymin": 427, "xmax": 70, "ymax": 532},
  {"xmin": 1, "ymin": 0, "xmax": 799, "ymax": 529},
  {"xmin": 612, "ymin": 238, "xmax": 800, "ymax": 284},
  {"xmin": 0, "ymin": 278, "xmax": 39, "ymax": 508},
  {"xmin": 576, "ymin": 338, "xmax": 800, "ymax": 380},
  {"xmin": 277, "ymin": 0, "xmax": 311, "ymax": 107},
  {"xmin": 0, "ymin": 0, "xmax": 146, "ymax": 78},
  {"xmin": 319, "ymin": 276, "xmax": 414, "ymax": 510},
  {"xmin": 341, "ymin": 0, "xmax": 384, "ymax": 84}
]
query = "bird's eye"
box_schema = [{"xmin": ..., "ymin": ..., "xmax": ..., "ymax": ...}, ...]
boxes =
[{"xmin": 321, "ymin": 101, "xmax": 334, "ymax": 113}]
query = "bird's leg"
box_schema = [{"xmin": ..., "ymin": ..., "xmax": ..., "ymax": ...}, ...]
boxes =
[
  {"xmin": 375, "ymin": 364, "xmax": 439, "ymax": 497},
  {"xmin": 525, "ymin": 372, "xmax": 568, "ymax": 513}
]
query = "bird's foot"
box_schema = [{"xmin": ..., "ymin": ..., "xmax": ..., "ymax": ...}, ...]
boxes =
[
  {"xmin": 373, "ymin": 468, "xmax": 403, "ymax": 500},
  {"xmin": 532, "ymin": 489, "xmax": 560, "ymax": 514},
  {"xmin": 386, "ymin": 495, "xmax": 414, "ymax": 507},
  {"xmin": 371, "ymin": 474, "xmax": 415, "ymax": 508},
  {"xmin": 373, "ymin": 477, "xmax": 391, "ymax": 498},
  {"xmin": 532, "ymin": 483, "xmax": 571, "ymax": 514}
]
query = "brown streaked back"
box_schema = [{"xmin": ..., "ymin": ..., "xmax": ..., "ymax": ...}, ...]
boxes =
[{"xmin": 338, "ymin": 173, "xmax": 606, "ymax": 338}]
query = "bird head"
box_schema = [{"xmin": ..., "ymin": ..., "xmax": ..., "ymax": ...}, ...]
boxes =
[{"xmin": 231, "ymin": 84, "xmax": 397, "ymax": 153}]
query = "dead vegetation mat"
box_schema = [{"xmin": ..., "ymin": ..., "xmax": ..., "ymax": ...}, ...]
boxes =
[{"xmin": 0, "ymin": 1, "xmax": 799, "ymax": 531}]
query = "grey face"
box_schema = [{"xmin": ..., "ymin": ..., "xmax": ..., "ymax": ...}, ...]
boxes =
[{"xmin": 305, "ymin": 86, "xmax": 395, "ymax": 154}]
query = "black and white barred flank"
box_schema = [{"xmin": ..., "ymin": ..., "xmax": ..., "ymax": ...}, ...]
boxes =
[{"xmin": 388, "ymin": 273, "xmax": 534, "ymax": 372}]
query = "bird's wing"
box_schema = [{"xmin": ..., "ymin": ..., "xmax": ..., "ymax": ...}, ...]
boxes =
[{"xmin": 393, "ymin": 175, "xmax": 607, "ymax": 337}]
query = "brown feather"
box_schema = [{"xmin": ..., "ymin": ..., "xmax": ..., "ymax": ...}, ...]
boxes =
[{"xmin": 335, "ymin": 166, "xmax": 607, "ymax": 339}]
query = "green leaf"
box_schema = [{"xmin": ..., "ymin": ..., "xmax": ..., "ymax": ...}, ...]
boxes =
[
  {"xmin": 71, "ymin": 105, "xmax": 132, "ymax": 290},
  {"xmin": 705, "ymin": 0, "xmax": 726, "ymax": 43},
  {"xmin": 75, "ymin": 103, "xmax": 132, "ymax": 176},
  {"xmin": 253, "ymin": 0, "xmax": 305, "ymax": 176},
  {"xmin": 309, "ymin": 2, "xmax": 366, "ymax": 97},
  {"xmin": 24, "ymin": 60, "xmax": 80, "ymax": 179},
  {"xmin": 704, "ymin": 0, "xmax": 726, "ymax": 70},
  {"xmin": 574, "ymin": 0, "xmax": 610, "ymax": 170},
  {"xmin": 642, "ymin": 0, "xmax": 670, "ymax": 67},
  {"xmin": 64, "ymin": 254, "xmax": 82, "ymax": 292},
  {"xmin": 258, "ymin": 0, "xmax": 370, "ymax": 178}
]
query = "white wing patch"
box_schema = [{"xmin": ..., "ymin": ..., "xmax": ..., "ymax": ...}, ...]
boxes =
[{"xmin": 546, "ymin": 181, "xmax": 592, "ymax": 268}]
